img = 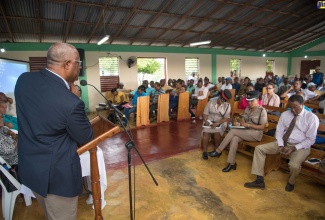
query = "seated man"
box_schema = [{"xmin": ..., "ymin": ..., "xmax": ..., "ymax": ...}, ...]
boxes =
[
  {"xmin": 149, "ymin": 82, "xmax": 165, "ymax": 119},
  {"xmin": 0, "ymin": 117, "xmax": 18, "ymax": 166},
  {"xmin": 244, "ymin": 95, "xmax": 318, "ymax": 192},
  {"xmin": 0, "ymin": 101, "xmax": 18, "ymax": 130},
  {"xmin": 122, "ymin": 86, "xmax": 146, "ymax": 125},
  {"xmin": 303, "ymin": 82, "xmax": 319, "ymax": 101}
]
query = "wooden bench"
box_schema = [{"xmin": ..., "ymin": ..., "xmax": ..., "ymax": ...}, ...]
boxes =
[
  {"xmin": 136, "ymin": 96, "xmax": 150, "ymax": 127},
  {"xmin": 157, "ymin": 94, "xmax": 170, "ymax": 123},
  {"xmin": 195, "ymin": 93, "xmax": 209, "ymax": 119},
  {"xmin": 281, "ymin": 148, "xmax": 325, "ymax": 184},
  {"xmin": 177, "ymin": 92, "xmax": 191, "ymax": 121}
]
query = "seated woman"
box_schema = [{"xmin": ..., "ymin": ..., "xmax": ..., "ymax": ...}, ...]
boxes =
[
  {"xmin": 261, "ymin": 83, "xmax": 281, "ymax": 116},
  {"xmin": 169, "ymin": 80, "xmax": 186, "ymax": 112},
  {"xmin": 111, "ymin": 88, "xmax": 127, "ymax": 110},
  {"xmin": 209, "ymin": 91, "xmax": 267, "ymax": 172},
  {"xmin": 0, "ymin": 101, "xmax": 18, "ymax": 130},
  {"xmin": 0, "ymin": 117, "xmax": 18, "ymax": 166},
  {"xmin": 202, "ymin": 89, "xmax": 232, "ymax": 160},
  {"xmin": 239, "ymin": 85, "xmax": 263, "ymax": 109}
]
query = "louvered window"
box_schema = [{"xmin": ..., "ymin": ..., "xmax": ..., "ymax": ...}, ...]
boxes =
[
  {"xmin": 185, "ymin": 58, "xmax": 199, "ymax": 77},
  {"xmin": 99, "ymin": 57, "xmax": 120, "ymax": 92}
]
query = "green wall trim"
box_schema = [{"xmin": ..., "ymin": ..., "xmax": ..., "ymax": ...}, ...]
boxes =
[
  {"xmin": 2, "ymin": 42, "xmax": 289, "ymax": 57},
  {"xmin": 290, "ymin": 36, "xmax": 325, "ymax": 56},
  {"xmin": 212, "ymin": 54, "xmax": 216, "ymax": 84},
  {"xmin": 291, "ymin": 50, "xmax": 325, "ymax": 57}
]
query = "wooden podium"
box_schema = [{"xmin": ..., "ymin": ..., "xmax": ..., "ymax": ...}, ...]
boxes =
[{"xmin": 77, "ymin": 115, "xmax": 120, "ymax": 220}]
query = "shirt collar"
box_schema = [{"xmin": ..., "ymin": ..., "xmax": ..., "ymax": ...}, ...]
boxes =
[{"xmin": 46, "ymin": 68, "xmax": 70, "ymax": 90}]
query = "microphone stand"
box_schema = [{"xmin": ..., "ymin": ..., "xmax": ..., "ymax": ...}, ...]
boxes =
[{"xmin": 82, "ymin": 82, "xmax": 158, "ymax": 220}]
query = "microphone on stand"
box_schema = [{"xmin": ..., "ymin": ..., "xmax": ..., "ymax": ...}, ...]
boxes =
[{"xmin": 79, "ymin": 80, "xmax": 125, "ymax": 118}]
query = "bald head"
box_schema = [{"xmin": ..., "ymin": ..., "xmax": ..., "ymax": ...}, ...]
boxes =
[
  {"xmin": 47, "ymin": 43, "xmax": 78, "ymax": 66},
  {"xmin": 46, "ymin": 43, "xmax": 81, "ymax": 82}
]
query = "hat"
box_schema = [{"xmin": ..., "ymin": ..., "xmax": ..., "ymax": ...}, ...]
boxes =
[
  {"xmin": 307, "ymin": 82, "xmax": 316, "ymax": 88},
  {"xmin": 246, "ymin": 91, "xmax": 260, "ymax": 101},
  {"xmin": 119, "ymin": 82, "xmax": 124, "ymax": 85},
  {"xmin": 226, "ymin": 77, "xmax": 231, "ymax": 81},
  {"xmin": 220, "ymin": 89, "xmax": 232, "ymax": 101}
]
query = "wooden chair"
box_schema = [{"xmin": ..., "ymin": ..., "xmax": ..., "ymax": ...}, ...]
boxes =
[
  {"xmin": 195, "ymin": 92, "xmax": 210, "ymax": 119},
  {"xmin": 157, "ymin": 94, "xmax": 169, "ymax": 123},
  {"xmin": 305, "ymin": 102, "xmax": 320, "ymax": 110},
  {"xmin": 177, "ymin": 92, "xmax": 191, "ymax": 121},
  {"xmin": 263, "ymin": 105, "xmax": 286, "ymax": 113},
  {"xmin": 280, "ymin": 99, "xmax": 288, "ymax": 109},
  {"xmin": 233, "ymin": 101, "xmax": 239, "ymax": 110},
  {"xmin": 136, "ymin": 96, "xmax": 150, "ymax": 127},
  {"xmin": 228, "ymin": 89, "xmax": 236, "ymax": 111},
  {"xmin": 262, "ymin": 87, "xmax": 267, "ymax": 95}
]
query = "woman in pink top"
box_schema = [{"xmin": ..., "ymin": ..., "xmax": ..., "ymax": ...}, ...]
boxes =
[
  {"xmin": 239, "ymin": 85, "xmax": 263, "ymax": 109},
  {"xmin": 261, "ymin": 83, "xmax": 280, "ymax": 107}
]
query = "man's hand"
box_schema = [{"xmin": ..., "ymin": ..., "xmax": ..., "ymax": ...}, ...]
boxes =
[
  {"xmin": 279, "ymin": 146, "xmax": 296, "ymax": 155},
  {"xmin": 4, "ymin": 122, "xmax": 13, "ymax": 129}
]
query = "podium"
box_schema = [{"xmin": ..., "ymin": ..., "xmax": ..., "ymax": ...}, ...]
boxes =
[{"xmin": 77, "ymin": 115, "xmax": 120, "ymax": 220}]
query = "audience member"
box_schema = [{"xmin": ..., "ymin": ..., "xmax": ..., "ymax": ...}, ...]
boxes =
[
  {"xmin": 221, "ymin": 77, "xmax": 233, "ymax": 90},
  {"xmin": 280, "ymin": 80, "xmax": 302, "ymax": 99},
  {"xmin": 0, "ymin": 101, "xmax": 18, "ymax": 130},
  {"xmin": 0, "ymin": 117, "xmax": 18, "ymax": 166},
  {"xmin": 303, "ymin": 82, "xmax": 319, "ymax": 101},
  {"xmin": 149, "ymin": 82, "xmax": 165, "ymax": 120},
  {"xmin": 186, "ymin": 79, "xmax": 196, "ymax": 95},
  {"xmin": 116, "ymin": 82, "xmax": 125, "ymax": 91},
  {"xmin": 202, "ymin": 90, "xmax": 232, "ymax": 160},
  {"xmin": 244, "ymin": 95, "xmax": 318, "ymax": 191},
  {"xmin": 238, "ymin": 77, "xmax": 251, "ymax": 96},
  {"xmin": 232, "ymin": 77, "xmax": 241, "ymax": 94},
  {"xmin": 312, "ymin": 66, "xmax": 323, "ymax": 87},
  {"xmin": 255, "ymin": 78, "xmax": 265, "ymax": 93},
  {"xmin": 239, "ymin": 85, "xmax": 262, "ymax": 109},
  {"xmin": 261, "ymin": 83, "xmax": 280, "ymax": 107},
  {"xmin": 189, "ymin": 81, "xmax": 209, "ymax": 118},
  {"xmin": 160, "ymin": 79, "xmax": 173, "ymax": 92},
  {"xmin": 278, "ymin": 78, "xmax": 291, "ymax": 96},
  {"xmin": 210, "ymin": 91, "xmax": 267, "ymax": 172},
  {"xmin": 203, "ymin": 77, "xmax": 215, "ymax": 91},
  {"xmin": 0, "ymin": 92, "xmax": 16, "ymax": 116},
  {"xmin": 169, "ymin": 80, "xmax": 186, "ymax": 111}
]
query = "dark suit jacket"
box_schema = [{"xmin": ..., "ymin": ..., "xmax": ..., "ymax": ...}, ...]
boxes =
[{"xmin": 15, "ymin": 69, "xmax": 94, "ymax": 197}]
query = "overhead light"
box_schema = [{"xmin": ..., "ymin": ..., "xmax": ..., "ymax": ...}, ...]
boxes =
[
  {"xmin": 97, "ymin": 35, "xmax": 110, "ymax": 45},
  {"xmin": 304, "ymin": 55, "xmax": 308, "ymax": 58},
  {"xmin": 262, "ymin": 53, "xmax": 266, "ymax": 57},
  {"xmin": 0, "ymin": 48, "xmax": 5, "ymax": 53},
  {"xmin": 190, "ymin": 40, "xmax": 211, "ymax": 47}
]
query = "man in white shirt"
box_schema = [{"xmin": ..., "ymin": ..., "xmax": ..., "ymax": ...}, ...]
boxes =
[
  {"xmin": 244, "ymin": 95, "xmax": 318, "ymax": 192},
  {"xmin": 189, "ymin": 81, "xmax": 209, "ymax": 118},
  {"xmin": 303, "ymin": 82, "xmax": 319, "ymax": 101},
  {"xmin": 203, "ymin": 77, "xmax": 215, "ymax": 91},
  {"xmin": 280, "ymin": 80, "xmax": 303, "ymax": 99},
  {"xmin": 220, "ymin": 77, "xmax": 233, "ymax": 90}
]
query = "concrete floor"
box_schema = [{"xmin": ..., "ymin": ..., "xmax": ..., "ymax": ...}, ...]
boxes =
[{"xmin": 10, "ymin": 149, "xmax": 325, "ymax": 220}]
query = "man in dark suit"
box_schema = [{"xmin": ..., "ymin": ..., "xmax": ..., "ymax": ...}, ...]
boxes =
[{"xmin": 15, "ymin": 43, "xmax": 94, "ymax": 220}]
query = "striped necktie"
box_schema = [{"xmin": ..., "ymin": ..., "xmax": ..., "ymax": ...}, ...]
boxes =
[{"xmin": 282, "ymin": 115, "xmax": 298, "ymax": 146}]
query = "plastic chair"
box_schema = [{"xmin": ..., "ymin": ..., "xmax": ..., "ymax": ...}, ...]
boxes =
[{"xmin": 0, "ymin": 159, "xmax": 21, "ymax": 220}]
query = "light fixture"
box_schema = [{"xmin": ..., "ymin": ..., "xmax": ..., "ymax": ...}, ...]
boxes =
[
  {"xmin": 97, "ymin": 35, "xmax": 110, "ymax": 45},
  {"xmin": 190, "ymin": 40, "xmax": 211, "ymax": 47},
  {"xmin": 262, "ymin": 53, "xmax": 266, "ymax": 57},
  {"xmin": 304, "ymin": 55, "xmax": 308, "ymax": 58},
  {"xmin": 0, "ymin": 48, "xmax": 5, "ymax": 53}
]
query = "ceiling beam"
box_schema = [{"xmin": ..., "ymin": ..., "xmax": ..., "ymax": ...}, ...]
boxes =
[
  {"xmin": 0, "ymin": 1, "xmax": 14, "ymax": 42},
  {"xmin": 86, "ymin": 0, "xmax": 111, "ymax": 43},
  {"xmin": 63, "ymin": 0, "xmax": 75, "ymax": 43},
  {"xmin": 109, "ymin": 0, "xmax": 143, "ymax": 44},
  {"xmin": 148, "ymin": 1, "xmax": 203, "ymax": 46},
  {"xmin": 130, "ymin": 0, "xmax": 174, "ymax": 45}
]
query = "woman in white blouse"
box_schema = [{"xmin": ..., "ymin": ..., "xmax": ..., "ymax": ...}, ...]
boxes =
[{"xmin": 261, "ymin": 83, "xmax": 280, "ymax": 107}]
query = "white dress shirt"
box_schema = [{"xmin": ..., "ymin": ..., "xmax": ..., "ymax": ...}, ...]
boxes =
[
  {"xmin": 221, "ymin": 83, "xmax": 233, "ymax": 90},
  {"xmin": 194, "ymin": 86, "xmax": 209, "ymax": 100},
  {"xmin": 276, "ymin": 109, "xmax": 319, "ymax": 150}
]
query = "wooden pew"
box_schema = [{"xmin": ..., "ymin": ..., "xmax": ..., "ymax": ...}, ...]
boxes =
[
  {"xmin": 195, "ymin": 92, "xmax": 210, "ymax": 119},
  {"xmin": 281, "ymin": 148, "xmax": 325, "ymax": 185},
  {"xmin": 157, "ymin": 94, "xmax": 170, "ymax": 123},
  {"xmin": 263, "ymin": 105, "xmax": 286, "ymax": 113},
  {"xmin": 177, "ymin": 92, "xmax": 191, "ymax": 121},
  {"xmin": 136, "ymin": 96, "xmax": 150, "ymax": 127},
  {"xmin": 280, "ymin": 99, "xmax": 288, "ymax": 109},
  {"xmin": 228, "ymin": 89, "xmax": 236, "ymax": 111}
]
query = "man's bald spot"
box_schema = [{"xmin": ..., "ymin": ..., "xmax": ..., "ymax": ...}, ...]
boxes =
[{"xmin": 47, "ymin": 43, "xmax": 78, "ymax": 66}]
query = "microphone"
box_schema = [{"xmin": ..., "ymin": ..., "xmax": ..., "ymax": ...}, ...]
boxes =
[{"xmin": 79, "ymin": 80, "xmax": 125, "ymax": 118}]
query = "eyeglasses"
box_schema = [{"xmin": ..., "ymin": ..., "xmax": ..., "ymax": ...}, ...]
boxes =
[
  {"xmin": 266, "ymin": 87, "xmax": 273, "ymax": 90},
  {"xmin": 74, "ymin": 60, "xmax": 82, "ymax": 65}
]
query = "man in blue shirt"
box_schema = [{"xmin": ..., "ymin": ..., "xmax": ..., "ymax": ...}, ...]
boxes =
[
  {"xmin": 232, "ymin": 77, "xmax": 240, "ymax": 94},
  {"xmin": 122, "ymin": 86, "xmax": 146, "ymax": 125},
  {"xmin": 312, "ymin": 66, "xmax": 323, "ymax": 87}
]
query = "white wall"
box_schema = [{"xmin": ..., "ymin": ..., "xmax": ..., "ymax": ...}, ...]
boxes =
[
  {"xmin": 291, "ymin": 56, "xmax": 325, "ymax": 76},
  {"xmin": 217, "ymin": 55, "xmax": 288, "ymax": 80}
]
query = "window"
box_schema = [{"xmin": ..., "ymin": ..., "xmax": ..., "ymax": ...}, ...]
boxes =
[
  {"xmin": 99, "ymin": 57, "xmax": 120, "ymax": 92},
  {"xmin": 137, "ymin": 58, "xmax": 166, "ymax": 85},
  {"xmin": 266, "ymin": 60, "xmax": 275, "ymax": 73},
  {"xmin": 185, "ymin": 58, "xmax": 199, "ymax": 78},
  {"xmin": 230, "ymin": 59, "xmax": 241, "ymax": 77}
]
